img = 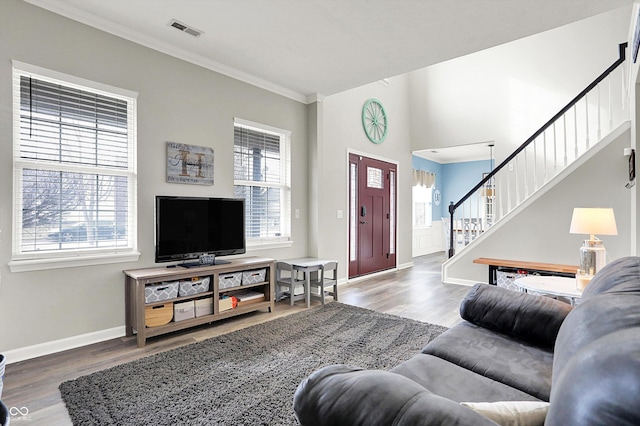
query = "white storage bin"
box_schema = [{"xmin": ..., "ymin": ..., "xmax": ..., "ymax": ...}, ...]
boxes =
[
  {"xmin": 145, "ymin": 281, "xmax": 179, "ymax": 304},
  {"xmin": 174, "ymin": 300, "xmax": 195, "ymax": 321},
  {"xmin": 242, "ymin": 268, "xmax": 266, "ymax": 285},
  {"xmin": 195, "ymin": 298, "xmax": 213, "ymax": 317},
  {"xmin": 219, "ymin": 272, "xmax": 242, "ymax": 289},
  {"xmin": 178, "ymin": 276, "xmax": 211, "ymax": 296}
]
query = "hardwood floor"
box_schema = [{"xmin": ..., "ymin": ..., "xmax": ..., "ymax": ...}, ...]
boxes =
[{"xmin": 2, "ymin": 252, "xmax": 470, "ymax": 425}]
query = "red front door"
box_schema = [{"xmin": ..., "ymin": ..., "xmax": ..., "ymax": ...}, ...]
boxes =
[{"xmin": 348, "ymin": 154, "xmax": 397, "ymax": 278}]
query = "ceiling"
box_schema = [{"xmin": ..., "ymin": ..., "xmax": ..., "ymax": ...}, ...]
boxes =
[
  {"xmin": 414, "ymin": 142, "xmax": 495, "ymax": 164},
  {"xmin": 26, "ymin": 0, "xmax": 632, "ymax": 104}
]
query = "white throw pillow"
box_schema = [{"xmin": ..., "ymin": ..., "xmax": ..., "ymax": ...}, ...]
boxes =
[{"xmin": 460, "ymin": 401, "xmax": 549, "ymax": 426}]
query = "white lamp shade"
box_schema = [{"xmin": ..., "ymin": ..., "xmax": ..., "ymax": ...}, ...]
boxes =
[{"xmin": 569, "ymin": 208, "xmax": 618, "ymax": 236}]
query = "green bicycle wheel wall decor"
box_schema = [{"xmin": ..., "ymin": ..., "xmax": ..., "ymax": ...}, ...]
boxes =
[{"xmin": 361, "ymin": 98, "xmax": 388, "ymax": 144}]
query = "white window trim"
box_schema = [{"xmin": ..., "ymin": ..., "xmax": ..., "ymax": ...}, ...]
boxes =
[
  {"xmin": 233, "ymin": 117, "xmax": 292, "ymax": 246},
  {"xmin": 10, "ymin": 61, "xmax": 139, "ymax": 272}
]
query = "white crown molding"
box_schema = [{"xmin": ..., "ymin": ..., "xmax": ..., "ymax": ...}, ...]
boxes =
[
  {"xmin": 23, "ymin": 0, "xmax": 309, "ymax": 104},
  {"xmin": 306, "ymin": 93, "xmax": 325, "ymax": 104}
]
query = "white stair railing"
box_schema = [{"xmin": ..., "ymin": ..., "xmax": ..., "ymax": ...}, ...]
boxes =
[{"xmin": 448, "ymin": 43, "xmax": 628, "ymax": 257}]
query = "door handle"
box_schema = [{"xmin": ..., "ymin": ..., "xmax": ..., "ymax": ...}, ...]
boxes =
[
  {"xmin": 361, "ymin": 206, "xmax": 367, "ymax": 217},
  {"xmin": 360, "ymin": 221, "xmax": 368, "ymax": 224}
]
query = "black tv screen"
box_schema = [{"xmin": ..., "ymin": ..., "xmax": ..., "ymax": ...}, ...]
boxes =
[{"xmin": 155, "ymin": 196, "xmax": 246, "ymax": 264}]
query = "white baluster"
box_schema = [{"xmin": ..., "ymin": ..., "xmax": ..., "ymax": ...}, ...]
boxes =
[
  {"xmin": 597, "ymin": 83, "xmax": 601, "ymax": 141},
  {"xmin": 507, "ymin": 164, "xmax": 512, "ymax": 213},
  {"xmin": 533, "ymin": 138, "xmax": 538, "ymax": 191},
  {"xmin": 498, "ymin": 170, "xmax": 504, "ymax": 220},
  {"xmin": 515, "ymin": 156, "xmax": 520, "ymax": 205},
  {"xmin": 563, "ymin": 114, "xmax": 568, "ymax": 166},
  {"xmin": 524, "ymin": 147, "xmax": 529, "ymax": 198},
  {"xmin": 574, "ymin": 105, "xmax": 578, "ymax": 159},
  {"xmin": 608, "ymin": 75, "xmax": 613, "ymax": 132},
  {"xmin": 585, "ymin": 94, "xmax": 590, "ymax": 149},
  {"xmin": 543, "ymin": 131, "xmax": 548, "ymax": 185},
  {"xmin": 553, "ymin": 122, "xmax": 557, "ymax": 173}
]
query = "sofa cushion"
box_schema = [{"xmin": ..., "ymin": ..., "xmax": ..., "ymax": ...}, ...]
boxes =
[
  {"xmin": 546, "ymin": 328, "xmax": 640, "ymax": 426},
  {"xmin": 553, "ymin": 292, "xmax": 640, "ymax": 386},
  {"xmin": 581, "ymin": 256, "xmax": 640, "ymax": 299},
  {"xmin": 391, "ymin": 354, "xmax": 543, "ymax": 403},
  {"xmin": 460, "ymin": 283, "xmax": 572, "ymax": 350},
  {"xmin": 460, "ymin": 401, "xmax": 549, "ymax": 426},
  {"xmin": 423, "ymin": 322, "xmax": 554, "ymax": 400},
  {"xmin": 293, "ymin": 364, "xmax": 498, "ymax": 426}
]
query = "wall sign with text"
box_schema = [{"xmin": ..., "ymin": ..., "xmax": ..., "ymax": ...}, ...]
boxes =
[{"xmin": 166, "ymin": 142, "xmax": 214, "ymax": 185}]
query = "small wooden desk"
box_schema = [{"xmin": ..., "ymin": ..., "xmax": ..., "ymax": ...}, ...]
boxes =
[{"xmin": 473, "ymin": 258, "xmax": 579, "ymax": 285}]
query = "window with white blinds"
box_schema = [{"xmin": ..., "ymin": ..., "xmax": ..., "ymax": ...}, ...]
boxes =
[
  {"xmin": 11, "ymin": 63, "xmax": 138, "ymax": 270},
  {"xmin": 233, "ymin": 118, "xmax": 291, "ymax": 245}
]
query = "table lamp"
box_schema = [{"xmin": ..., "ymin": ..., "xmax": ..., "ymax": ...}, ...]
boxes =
[{"xmin": 569, "ymin": 208, "xmax": 618, "ymax": 284}]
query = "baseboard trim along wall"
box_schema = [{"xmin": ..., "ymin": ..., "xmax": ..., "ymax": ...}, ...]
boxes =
[
  {"xmin": 5, "ymin": 264, "xmax": 416, "ymax": 363},
  {"xmin": 4, "ymin": 326, "xmax": 126, "ymax": 364},
  {"xmin": 347, "ymin": 262, "xmax": 414, "ymax": 284},
  {"xmin": 442, "ymin": 277, "xmax": 481, "ymax": 287}
]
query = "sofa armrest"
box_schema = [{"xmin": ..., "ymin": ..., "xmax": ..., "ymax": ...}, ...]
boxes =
[
  {"xmin": 293, "ymin": 364, "xmax": 497, "ymax": 426},
  {"xmin": 460, "ymin": 283, "xmax": 573, "ymax": 350}
]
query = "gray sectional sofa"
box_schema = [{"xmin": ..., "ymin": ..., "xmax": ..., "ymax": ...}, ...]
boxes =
[{"xmin": 293, "ymin": 256, "xmax": 640, "ymax": 425}]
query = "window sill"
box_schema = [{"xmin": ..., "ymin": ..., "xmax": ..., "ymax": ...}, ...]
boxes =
[
  {"xmin": 246, "ymin": 240, "xmax": 293, "ymax": 252},
  {"xmin": 9, "ymin": 251, "xmax": 141, "ymax": 273}
]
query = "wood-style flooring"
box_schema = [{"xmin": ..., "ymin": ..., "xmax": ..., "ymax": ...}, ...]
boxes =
[{"xmin": 2, "ymin": 252, "xmax": 470, "ymax": 425}]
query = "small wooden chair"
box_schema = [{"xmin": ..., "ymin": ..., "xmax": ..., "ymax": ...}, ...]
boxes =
[
  {"xmin": 310, "ymin": 261, "xmax": 338, "ymax": 306},
  {"xmin": 275, "ymin": 261, "xmax": 307, "ymax": 306}
]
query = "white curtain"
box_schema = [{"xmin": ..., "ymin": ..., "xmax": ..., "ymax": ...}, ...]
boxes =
[{"xmin": 412, "ymin": 169, "xmax": 435, "ymax": 187}]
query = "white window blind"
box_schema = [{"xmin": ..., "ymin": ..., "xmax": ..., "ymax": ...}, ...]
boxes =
[
  {"xmin": 233, "ymin": 119, "xmax": 291, "ymax": 245},
  {"xmin": 12, "ymin": 63, "xmax": 138, "ymax": 269}
]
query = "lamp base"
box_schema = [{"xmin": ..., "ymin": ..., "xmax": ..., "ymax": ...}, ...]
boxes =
[
  {"xmin": 576, "ymin": 273, "xmax": 593, "ymax": 290},
  {"xmin": 579, "ymin": 239, "xmax": 606, "ymax": 276}
]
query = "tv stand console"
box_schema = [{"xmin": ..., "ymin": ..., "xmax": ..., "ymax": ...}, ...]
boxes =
[{"xmin": 124, "ymin": 257, "xmax": 275, "ymax": 347}]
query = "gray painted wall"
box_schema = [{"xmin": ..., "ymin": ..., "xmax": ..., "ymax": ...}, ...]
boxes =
[
  {"xmin": 0, "ymin": 0, "xmax": 308, "ymax": 352},
  {"xmin": 320, "ymin": 75, "xmax": 414, "ymax": 271}
]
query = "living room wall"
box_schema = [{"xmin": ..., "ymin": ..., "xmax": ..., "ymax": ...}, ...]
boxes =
[
  {"xmin": 318, "ymin": 75, "xmax": 414, "ymax": 271},
  {"xmin": 0, "ymin": 0, "xmax": 309, "ymax": 356}
]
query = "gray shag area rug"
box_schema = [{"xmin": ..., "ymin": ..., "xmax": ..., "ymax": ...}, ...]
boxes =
[{"xmin": 59, "ymin": 302, "xmax": 448, "ymax": 425}]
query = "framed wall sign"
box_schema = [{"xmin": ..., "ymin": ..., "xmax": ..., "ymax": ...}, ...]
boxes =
[{"xmin": 166, "ymin": 142, "xmax": 214, "ymax": 185}]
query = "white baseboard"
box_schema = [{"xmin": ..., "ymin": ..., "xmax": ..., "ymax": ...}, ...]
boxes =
[
  {"xmin": 442, "ymin": 277, "xmax": 483, "ymax": 287},
  {"xmin": 346, "ymin": 262, "xmax": 413, "ymax": 283},
  {"xmin": 398, "ymin": 261, "xmax": 414, "ymax": 270},
  {"xmin": 4, "ymin": 326, "xmax": 126, "ymax": 364},
  {"xmin": 3, "ymin": 263, "xmax": 413, "ymax": 364}
]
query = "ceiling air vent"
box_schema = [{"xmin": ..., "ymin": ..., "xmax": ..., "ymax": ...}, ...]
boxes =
[{"xmin": 169, "ymin": 19, "xmax": 203, "ymax": 38}]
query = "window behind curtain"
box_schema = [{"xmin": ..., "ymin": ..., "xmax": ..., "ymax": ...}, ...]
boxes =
[
  {"xmin": 12, "ymin": 63, "xmax": 137, "ymax": 269},
  {"xmin": 233, "ymin": 119, "xmax": 290, "ymax": 246},
  {"xmin": 413, "ymin": 185, "xmax": 433, "ymax": 228}
]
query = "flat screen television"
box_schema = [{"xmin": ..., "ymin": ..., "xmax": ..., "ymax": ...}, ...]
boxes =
[{"xmin": 155, "ymin": 196, "xmax": 246, "ymax": 266}]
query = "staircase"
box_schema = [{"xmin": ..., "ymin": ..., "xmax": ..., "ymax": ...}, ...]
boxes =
[{"xmin": 447, "ymin": 43, "xmax": 629, "ymax": 258}]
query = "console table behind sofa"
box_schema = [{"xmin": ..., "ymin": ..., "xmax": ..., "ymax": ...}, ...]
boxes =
[{"xmin": 473, "ymin": 258, "xmax": 579, "ymax": 285}]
